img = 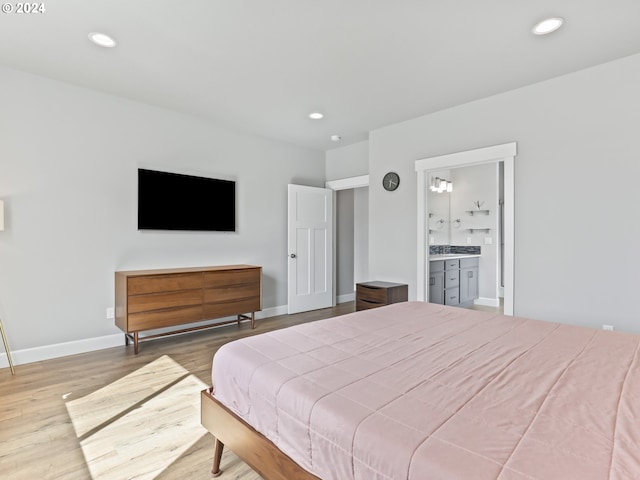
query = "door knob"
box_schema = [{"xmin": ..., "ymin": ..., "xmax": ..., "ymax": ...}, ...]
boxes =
[{"xmin": 289, "ymin": 253, "xmax": 296, "ymax": 258}]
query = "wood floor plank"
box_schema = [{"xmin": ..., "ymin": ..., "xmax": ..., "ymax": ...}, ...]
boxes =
[{"xmin": 0, "ymin": 302, "xmax": 355, "ymax": 479}]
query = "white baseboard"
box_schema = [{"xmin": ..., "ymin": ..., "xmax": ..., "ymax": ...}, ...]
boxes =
[
  {"xmin": 258, "ymin": 305, "xmax": 289, "ymax": 319},
  {"xmin": 474, "ymin": 297, "xmax": 501, "ymax": 307},
  {"xmin": 0, "ymin": 333, "xmax": 123, "ymax": 369},
  {"xmin": 337, "ymin": 293, "xmax": 355, "ymax": 304},
  {"xmin": 0, "ymin": 304, "xmax": 289, "ymax": 369}
]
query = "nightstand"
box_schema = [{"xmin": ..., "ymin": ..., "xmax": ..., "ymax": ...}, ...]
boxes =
[{"xmin": 355, "ymin": 281, "xmax": 408, "ymax": 311}]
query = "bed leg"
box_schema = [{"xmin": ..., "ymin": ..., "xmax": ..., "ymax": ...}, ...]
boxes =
[{"xmin": 211, "ymin": 438, "xmax": 224, "ymax": 477}]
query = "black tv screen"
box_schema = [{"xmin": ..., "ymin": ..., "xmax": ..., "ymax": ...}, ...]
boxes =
[{"xmin": 138, "ymin": 169, "xmax": 235, "ymax": 232}]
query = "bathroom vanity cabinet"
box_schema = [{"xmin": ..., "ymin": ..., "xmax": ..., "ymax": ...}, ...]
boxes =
[
  {"xmin": 459, "ymin": 257, "xmax": 480, "ymax": 305},
  {"xmin": 429, "ymin": 256, "xmax": 479, "ymax": 307}
]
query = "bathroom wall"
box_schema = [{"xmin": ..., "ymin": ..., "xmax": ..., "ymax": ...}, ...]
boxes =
[{"xmin": 449, "ymin": 163, "xmax": 499, "ymax": 302}]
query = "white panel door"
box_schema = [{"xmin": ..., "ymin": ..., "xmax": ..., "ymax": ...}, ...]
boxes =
[{"xmin": 287, "ymin": 184, "xmax": 333, "ymax": 314}]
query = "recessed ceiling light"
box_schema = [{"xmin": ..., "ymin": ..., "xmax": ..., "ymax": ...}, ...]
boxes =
[
  {"xmin": 532, "ymin": 17, "xmax": 564, "ymax": 36},
  {"xmin": 309, "ymin": 112, "xmax": 324, "ymax": 120},
  {"xmin": 88, "ymin": 32, "xmax": 117, "ymax": 48},
  {"xmin": 330, "ymin": 135, "xmax": 342, "ymax": 142}
]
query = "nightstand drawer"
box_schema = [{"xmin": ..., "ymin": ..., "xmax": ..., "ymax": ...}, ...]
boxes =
[
  {"xmin": 356, "ymin": 299, "xmax": 383, "ymax": 311},
  {"xmin": 356, "ymin": 284, "xmax": 388, "ymax": 304}
]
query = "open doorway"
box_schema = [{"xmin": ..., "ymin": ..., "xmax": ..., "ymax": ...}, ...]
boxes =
[
  {"xmin": 416, "ymin": 143, "xmax": 516, "ymax": 315},
  {"xmin": 426, "ymin": 163, "xmax": 502, "ymax": 313},
  {"xmin": 326, "ymin": 175, "xmax": 370, "ymax": 306}
]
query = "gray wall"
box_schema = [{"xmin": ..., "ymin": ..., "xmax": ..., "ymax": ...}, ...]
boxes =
[
  {"xmin": 449, "ymin": 164, "xmax": 499, "ymax": 301},
  {"xmin": 326, "ymin": 141, "xmax": 368, "ymax": 181},
  {"xmin": 369, "ymin": 52, "xmax": 640, "ymax": 333},
  {"xmin": 0, "ymin": 66, "xmax": 325, "ymax": 351},
  {"xmin": 336, "ymin": 189, "xmax": 355, "ymax": 297}
]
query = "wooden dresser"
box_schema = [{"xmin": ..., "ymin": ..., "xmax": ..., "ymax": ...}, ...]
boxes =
[
  {"xmin": 115, "ymin": 265, "xmax": 261, "ymax": 353},
  {"xmin": 355, "ymin": 281, "xmax": 408, "ymax": 311}
]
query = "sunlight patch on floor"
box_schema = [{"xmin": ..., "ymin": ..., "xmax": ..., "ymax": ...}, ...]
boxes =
[{"xmin": 65, "ymin": 355, "xmax": 209, "ymax": 479}]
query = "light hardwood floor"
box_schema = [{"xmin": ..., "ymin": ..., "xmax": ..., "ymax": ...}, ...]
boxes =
[{"xmin": 0, "ymin": 302, "xmax": 355, "ymax": 480}]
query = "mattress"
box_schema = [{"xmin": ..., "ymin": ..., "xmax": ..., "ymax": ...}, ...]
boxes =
[{"xmin": 211, "ymin": 301, "xmax": 640, "ymax": 479}]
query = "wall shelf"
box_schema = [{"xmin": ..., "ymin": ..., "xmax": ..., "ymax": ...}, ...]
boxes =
[
  {"xmin": 466, "ymin": 210, "xmax": 490, "ymax": 216},
  {"xmin": 466, "ymin": 228, "xmax": 491, "ymax": 233}
]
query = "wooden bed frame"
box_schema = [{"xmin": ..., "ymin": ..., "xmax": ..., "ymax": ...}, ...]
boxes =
[{"xmin": 200, "ymin": 389, "xmax": 321, "ymax": 480}]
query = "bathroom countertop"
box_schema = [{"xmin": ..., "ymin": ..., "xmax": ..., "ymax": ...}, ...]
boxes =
[{"xmin": 429, "ymin": 254, "xmax": 481, "ymax": 261}]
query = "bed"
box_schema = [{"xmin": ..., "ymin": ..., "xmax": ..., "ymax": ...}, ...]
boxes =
[{"xmin": 201, "ymin": 301, "xmax": 640, "ymax": 479}]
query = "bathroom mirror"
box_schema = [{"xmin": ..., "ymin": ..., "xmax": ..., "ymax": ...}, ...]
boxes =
[
  {"xmin": 427, "ymin": 169, "xmax": 452, "ymax": 245},
  {"xmin": 427, "ymin": 164, "xmax": 502, "ymax": 247}
]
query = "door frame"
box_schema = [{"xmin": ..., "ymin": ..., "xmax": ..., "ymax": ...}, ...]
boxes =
[
  {"xmin": 325, "ymin": 175, "xmax": 370, "ymax": 306},
  {"xmin": 415, "ymin": 143, "xmax": 516, "ymax": 315}
]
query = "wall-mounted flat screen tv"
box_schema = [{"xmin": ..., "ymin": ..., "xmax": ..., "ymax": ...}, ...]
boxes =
[{"xmin": 138, "ymin": 168, "xmax": 236, "ymax": 232}]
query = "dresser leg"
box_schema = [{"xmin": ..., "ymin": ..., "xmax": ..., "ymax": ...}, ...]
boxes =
[
  {"xmin": 236, "ymin": 314, "xmax": 241, "ymax": 326},
  {"xmin": 251, "ymin": 312, "xmax": 255, "ymax": 329},
  {"xmin": 134, "ymin": 332, "xmax": 139, "ymax": 354},
  {"xmin": 125, "ymin": 334, "xmax": 129, "ymax": 346}
]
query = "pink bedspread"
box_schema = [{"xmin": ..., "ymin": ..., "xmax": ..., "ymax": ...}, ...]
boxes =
[{"xmin": 211, "ymin": 301, "xmax": 640, "ymax": 479}]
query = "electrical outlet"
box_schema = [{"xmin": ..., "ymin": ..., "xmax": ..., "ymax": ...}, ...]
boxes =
[
  {"xmin": 467, "ymin": 237, "xmax": 472, "ymax": 244},
  {"xmin": 106, "ymin": 307, "xmax": 115, "ymax": 319},
  {"xmin": 484, "ymin": 237, "xmax": 493, "ymax": 245},
  {"xmin": 603, "ymin": 324, "xmax": 614, "ymax": 331}
]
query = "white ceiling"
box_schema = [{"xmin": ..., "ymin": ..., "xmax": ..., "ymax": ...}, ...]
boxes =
[{"xmin": 2, "ymin": 1, "xmax": 640, "ymax": 151}]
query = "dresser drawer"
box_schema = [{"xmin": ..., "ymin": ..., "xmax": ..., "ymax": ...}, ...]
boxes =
[
  {"xmin": 356, "ymin": 284, "xmax": 388, "ymax": 304},
  {"xmin": 203, "ymin": 297, "xmax": 261, "ymax": 319},
  {"xmin": 204, "ymin": 283, "xmax": 260, "ymax": 303},
  {"xmin": 204, "ymin": 268, "xmax": 260, "ymax": 288},
  {"xmin": 128, "ymin": 273, "xmax": 202, "ymax": 295},
  {"xmin": 128, "ymin": 305, "xmax": 203, "ymax": 331},
  {"xmin": 128, "ymin": 289, "xmax": 203, "ymax": 314}
]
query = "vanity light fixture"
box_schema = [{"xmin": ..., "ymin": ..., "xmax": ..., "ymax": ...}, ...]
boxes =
[
  {"xmin": 532, "ymin": 17, "xmax": 564, "ymax": 35},
  {"xmin": 309, "ymin": 112, "xmax": 324, "ymax": 120},
  {"xmin": 88, "ymin": 32, "xmax": 117, "ymax": 48},
  {"xmin": 429, "ymin": 176, "xmax": 453, "ymax": 193}
]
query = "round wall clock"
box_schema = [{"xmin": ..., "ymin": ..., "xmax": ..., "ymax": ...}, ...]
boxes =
[{"xmin": 382, "ymin": 172, "xmax": 400, "ymax": 191}]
